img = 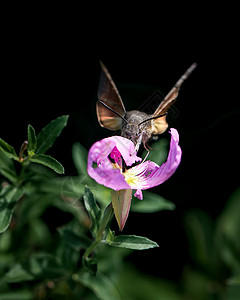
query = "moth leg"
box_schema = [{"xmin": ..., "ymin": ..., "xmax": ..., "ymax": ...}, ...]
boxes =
[{"xmin": 141, "ymin": 140, "xmax": 151, "ymax": 163}]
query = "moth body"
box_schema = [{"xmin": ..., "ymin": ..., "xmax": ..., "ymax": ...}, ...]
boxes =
[
  {"xmin": 121, "ymin": 110, "xmax": 152, "ymax": 147},
  {"xmin": 97, "ymin": 61, "xmax": 197, "ymax": 152}
]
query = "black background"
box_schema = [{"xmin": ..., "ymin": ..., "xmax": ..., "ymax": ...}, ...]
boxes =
[{"xmin": 1, "ymin": 6, "xmax": 239, "ymax": 282}]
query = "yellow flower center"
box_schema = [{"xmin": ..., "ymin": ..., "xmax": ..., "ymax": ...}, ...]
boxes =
[{"xmin": 123, "ymin": 168, "xmax": 141, "ymax": 187}]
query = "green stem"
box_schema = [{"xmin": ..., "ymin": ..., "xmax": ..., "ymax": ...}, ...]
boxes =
[
  {"xmin": 83, "ymin": 203, "xmax": 114, "ymax": 259},
  {"xmin": 83, "ymin": 240, "xmax": 100, "ymax": 259}
]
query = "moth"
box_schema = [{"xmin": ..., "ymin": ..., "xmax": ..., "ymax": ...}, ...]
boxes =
[{"xmin": 96, "ymin": 61, "xmax": 197, "ymax": 152}]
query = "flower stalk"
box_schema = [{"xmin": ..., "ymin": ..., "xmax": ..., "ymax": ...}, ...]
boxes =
[{"xmin": 83, "ymin": 203, "xmax": 114, "ymax": 258}]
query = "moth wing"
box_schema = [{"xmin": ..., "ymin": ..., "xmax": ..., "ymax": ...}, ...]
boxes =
[
  {"xmin": 97, "ymin": 61, "xmax": 126, "ymax": 130},
  {"xmin": 152, "ymin": 62, "xmax": 197, "ymax": 135},
  {"xmin": 151, "ymin": 87, "xmax": 178, "ymax": 134}
]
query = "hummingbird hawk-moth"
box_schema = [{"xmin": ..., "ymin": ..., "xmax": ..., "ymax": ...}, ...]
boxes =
[{"xmin": 96, "ymin": 61, "xmax": 197, "ymax": 152}]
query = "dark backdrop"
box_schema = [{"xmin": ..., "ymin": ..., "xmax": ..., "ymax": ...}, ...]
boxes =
[{"xmin": 1, "ymin": 7, "xmax": 239, "ymax": 282}]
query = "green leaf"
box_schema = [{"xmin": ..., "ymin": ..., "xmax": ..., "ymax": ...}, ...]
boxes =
[
  {"xmin": 72, "ymin": 142, "xmax": 88, "ymax": 176},
  {"xmin": 30, "ymin": 154, "xmax": 64, "ymax": 174},
  {"xmin": 117, "ymin": 264, "xmax": 180, "ymax": 300},
  {"xmin": 184, "ymin": 209, "xmax": 215, "ymax": 269},
  {"xmin": 0, "ymin": 290, "xmax": 33, "ymax": 300},
  {"xmin": 0, "ymin": 151, "xmax": 17, "ymax": 183},
  {"xmin": 131, "ymin": 191, "xmax": 175, "ymax": 213},
  {"xmin": 0, "ymin": 254, "xmax": 65, "ymax": 284},
  {"xmin": 36, "ymin": 115, "xmax": 69, "ymax": 154},
  {"xmin": 105, "ymin": 234, "xmax": 159, "ymax": 250},
  {"xmin": 0, "ymin": 185, "xmax": 24, "ymax": 233},
  {"xmin": 74, "ymin": 272, "xmax": 121, "ymax": 300},
  {"xmin": 0, "ymin": 138, "xmax": 18, "ymax": 160},
  {"xmin": 111, "ymin": 189, "xmax": 132, "ymax": 231},
  {"xmin": 82, "ymin": 257, "xmax": 98, "ymax": 276},
  {"xmin": 83, "ymin": 186, "xmax": 101, "ymax": 233},
  {"xmin": 27, "ymin": 124, "xmax": 37, "ymax": 155},
  {"xmin": 58, "ymin": 228, "xmax": 92, "ymax": 250}
]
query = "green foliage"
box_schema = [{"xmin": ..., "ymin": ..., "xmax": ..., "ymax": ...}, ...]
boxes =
[
  {"xmin": 105, "ymin": 234, "xmax": 159, "ymax": 250},
  {"xmin": 83, "ymin": 186, "xmax": 101, "ymax": 234},
  {"xmin": 27, "ymin": 124, "xmax": 37, "ymax": 155},
  {"xmin": 1, "ymin": 115, "xmax": 238, "ymax": 299},
  {"xmin": 30, "ymin": 154, "xmax": 64, "ymax": 174},
  {"xmin": 183, "ymin": 189, "xmax": 240, "ymax": 299},
  {"xmin": 36, "ymin": 115, "xmax": 69, "ymax": 155},
  {"xmin": 0, "ymin": 186, "xmax": 24, "ymax": 233},
  {"xmin": 0, "ymin": 116, "xmax": 68, "ymax": 234},
  {"xmin": 131, "ymin": 191, "xmax": 175, "ymax": 213},
  {"xmin": 0, "ymin": 117, "xmax": 178, "ymax": 299},
  {"xmin": 0, "ymin": 138, "xmax": 18, "ymax": 160},
  {"xmin": 74, "ymin": 272, "xmax": 121, "ymax": 300}
]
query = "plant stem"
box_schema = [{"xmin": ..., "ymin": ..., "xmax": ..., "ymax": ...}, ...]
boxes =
[
  {"xmin": 83, "ymin": 240, "xmax": 100, "ymax": 259},
  {"xmin": 18, "ymin": 141, "xmax": 28, "ymax": 162},
  {"xmin": 83, "ymin": 203, "xmax": 114, "ymax": 259}
]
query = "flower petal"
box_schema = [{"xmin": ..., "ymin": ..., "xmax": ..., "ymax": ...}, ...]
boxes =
[
  {"xmin": 87, "ymin": 136, "xmax": 141, "ymax": 191},
  {"xmin": 124, "ymin": 128, "xmax": 182, "ymax": 191},
  {"xmin": 146, "ymin": 128, "xmax": 182, "ymax": 188},
  {"xmin": 134, "ymin": 189, "xmax": 143, "ymax": 200},
  {"xmin": 109, "ymin": 136, "xmax": 142, "ymax": 166}
]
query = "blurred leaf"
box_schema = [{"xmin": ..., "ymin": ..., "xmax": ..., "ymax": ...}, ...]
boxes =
[
  {"xmin": 116, "ymin": 263, "xmax": 180, "ymax": 300},
  {"xmin": 74, "ymin": 271, "xmax": 121, "ymax": 300},
  {"xmin": 131, "ymin": 191, "xmax": 175, "ymax": 213},
  {"xmin": 216, "ymin": 188, "xmax": 240, "ymax": 275},
  {"xmin": 0, "ymin": 290, "xmax": 33, "ymax": 300},
  {"xmin": 30, "ymin": 154, "xmax": 64, "ymax": 174},
  {"xmin": 0, "ymin": 255, "xmax": 65, "ymax": 284},
  {"xmin": 72, "ymin": 142, "xmax": 88, "ymax": 177},
  {"xmin": 227, "ymin": 276, "xmax": 240, "ymax": 286},
  {"xmin": 94, "ymin": 185, "xmax": 112, "ymax": 207},
  {"xmin": 105, "ymin": 234, "xmax": 159, "ymax": 250},
  {"xmin": 0, "ymin": 151, "xmax": 17, "ymax": 183},
  {"xmin": 82, "ymin": 257, "xmax": 98, "ymax": 276},
  {"xmin": 0, "ymin": 138, "xmax": 18, "ymax": 160},
  {"xmin": 0, "ymin": 185, "xmax": 24, "ymax": 233},
  {"xmin": 58, "ymin": 228, "xmax": 91, "ymax": 250},
  {"xmin": 184, "ymin": 209, "xmax": 215, "ymax": 272},
  {"xmin": 225, "ymin": 284, "xmax": 240, "ymax": 300},
  {"xmin": 181, "ymin": 266, "xmax": 216, "ymax": 300},
  {"xmin": 142, "ymin": 138, "xmax": 168, "ymax": 166},
  {"xmin": 36, "ymin": 115, "xmax": 69, "ymax": 154},
  {"xmin": 0, "ymin": 229, "xmax": 11, "ymax": 251},
  {"xmin": 27, "ymin": 124, "xmax": 37, "ymax": 155},
  {"xmin": 28, "ymin": 218, "xmax": 52, "ymax": 247},
  {"xmin": 217, "ymin": 188, "xmax": 240, "ymax": 247},
  {"xmin": 83, "ymin": 186, "xmax": 101, "ymax": 233}
]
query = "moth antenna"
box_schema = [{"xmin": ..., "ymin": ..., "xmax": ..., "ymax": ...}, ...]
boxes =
[
  {"xmin": 98, "ymin": 100, "xmax": 129, "ymax": 124},
  {"xmin": 138, "ymin": 112, "xmax": 168, "ymax": 127}
]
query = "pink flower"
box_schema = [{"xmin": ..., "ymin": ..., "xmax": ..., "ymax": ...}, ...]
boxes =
[{"xmin": 87, "ymin": 128, "xmax": 182, "ymax": 229}]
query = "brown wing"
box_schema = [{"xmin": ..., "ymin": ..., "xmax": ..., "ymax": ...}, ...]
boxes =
[
  {"xmin": 152, "ymin": 62, "xmax": 197, "ymax": 135},
  {"xmin": 96, "ymin": 61, "xmax": 126, "ymax": 130}
]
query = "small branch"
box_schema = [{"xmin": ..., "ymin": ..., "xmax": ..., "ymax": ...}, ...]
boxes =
[{"xmin": 19, "ymin": 140, "xmax": 28, "ymax": 162}]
